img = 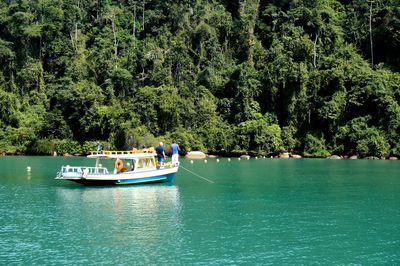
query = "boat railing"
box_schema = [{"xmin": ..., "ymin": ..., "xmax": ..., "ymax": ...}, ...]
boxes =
[
  {"xmin": 162, "ymin": 162, "xmax": 178, "ymax": 168},
  {"xmin": 89, "ymin": 148, "xmax": 155, "ymax": 156},
  {"xmin": 61, "ymin": 166, "xmax": 109, "ymax": 175}
]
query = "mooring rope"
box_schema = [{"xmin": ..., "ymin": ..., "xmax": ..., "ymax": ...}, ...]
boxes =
[{"xmin": 180, "ymin": 165, "xmax": 215, "ymax": 183}]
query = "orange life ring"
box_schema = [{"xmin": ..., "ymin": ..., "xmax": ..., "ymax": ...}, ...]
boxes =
[{"xmin": 115, "ymin": 158, "xmax": 123, "ymax": 172}]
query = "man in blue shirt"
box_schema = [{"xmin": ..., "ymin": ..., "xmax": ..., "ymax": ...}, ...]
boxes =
[
  {"xmin": 95, "ymin": 143, "xmax": 103, "ymax": 153},
  {"xmin": 171, "ymin": 140, "xmax": 180, "ymax": 165},
  {"xmin": 155, "ymin": 142, "xmax": 165, "ymax": 168}
]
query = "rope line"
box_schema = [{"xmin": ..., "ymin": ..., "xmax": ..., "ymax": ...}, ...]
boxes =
[{"xmin": 180, "ymin": 165, "xmax": 215, "ymax": 183}]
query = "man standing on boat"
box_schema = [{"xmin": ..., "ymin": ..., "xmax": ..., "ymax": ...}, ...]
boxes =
[
  {"xmin": 171, "ymin": 140, "xmax": 180, "ymax": 165},
  {"xmin": 155, "ymin": 142, "xmax": 165, "ymax": 169},
  {"xmin": 95, "ymin": 143, "xmax": 103, "ymax": 153}
]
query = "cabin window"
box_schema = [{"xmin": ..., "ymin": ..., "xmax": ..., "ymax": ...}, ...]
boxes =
[{"xmin": 135, "ymin": 158, "xmax": 154, "ymax": 169}]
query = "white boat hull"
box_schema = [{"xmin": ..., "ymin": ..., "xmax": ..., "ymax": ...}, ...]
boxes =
[{"xmin": 56, "ymin": 166, "xmax": 179, "ymax": 185}]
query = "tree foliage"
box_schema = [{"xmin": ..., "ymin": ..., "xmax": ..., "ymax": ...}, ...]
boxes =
[{"xmin": 0, "ymin": 0, "xmax": 399, "ymax": 157}]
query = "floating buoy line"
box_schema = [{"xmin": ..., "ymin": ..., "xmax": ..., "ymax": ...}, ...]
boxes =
[
  {"xmin": 185, "ymin": 156, "xmax": 269, "ymax": 164},
  {"xmin": 181, "ymin": 156, "xmax": 268, "ymax": 183}
]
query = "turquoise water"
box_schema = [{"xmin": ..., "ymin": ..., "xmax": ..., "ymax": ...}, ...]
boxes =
[{"xmin": 0, "ymin": 156, "xmax": 399, "ymax": 265}]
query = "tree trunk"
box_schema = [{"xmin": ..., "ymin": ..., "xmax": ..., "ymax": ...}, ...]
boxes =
[
  {"xmin": 112, "ymin": 16, "xmax": 118, "ymax": 58},
  {"xmin": 38, "ymin": 21, "xmax": 42, "ymax": 59},
  {"xmin": 70, "ymin": 32, "xmax": 75, "ymax": 51},
  {"xmin": 313, "ymin": 32, "xmax": 318, "ymax": 68},
  {"xmin": 142, "ymin": 0, "xmax": 145, "ymax": 31},
  {"xmin": 74, "ymin": 0, "xmax": 80, "ymax": 54},
  {"xmin": 133, "ymin": 4, "xmax": 136, "ymax": 48},
  {"xmin": 76, "ymin": 0, "xmax": 80, "ymax": 42},
  {"xmin": 96, "ymin": 0, "xmax": 99, "ymax": 19},
  {"xmin": 75, "ymin": 23, "xmax": 78, "ymax": 49},
  {"xmin": 369, "ymin": 0, "xmax": 374, "ymax": 68}
]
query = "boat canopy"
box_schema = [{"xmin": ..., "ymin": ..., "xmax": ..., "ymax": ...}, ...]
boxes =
[{"xmin": 87, "ymin": 150, "xmax": 156, "ymax": 160}]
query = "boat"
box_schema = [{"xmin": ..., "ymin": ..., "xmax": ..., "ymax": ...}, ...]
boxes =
[{"xmin": 55, "ymin": 149, "xmax": 179, "ymax": 185}]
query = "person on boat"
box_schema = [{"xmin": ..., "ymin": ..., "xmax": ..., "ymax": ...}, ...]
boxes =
[
  {"xmin": 171, "ymin": 140, "xmax": 180, "ymax": 165},
  {"xmin": 96, "ymin": 143, "xmax": 103, "ymax": 153},
  {"xmin": 155, "ymin": 142, "xmax": 165, "ymax": 169}
]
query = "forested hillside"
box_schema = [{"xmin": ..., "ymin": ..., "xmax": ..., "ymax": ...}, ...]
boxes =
[{"xmin": 0, "ymin": 0, "xmax": 399, "ymax": 157}]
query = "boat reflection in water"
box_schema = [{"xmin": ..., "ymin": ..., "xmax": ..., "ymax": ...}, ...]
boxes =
[{"xmin": 55, "ymin": 184, "xmax": 182, "ymax": 252}]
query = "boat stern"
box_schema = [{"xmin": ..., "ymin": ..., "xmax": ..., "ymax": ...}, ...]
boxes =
[{"xmin": 55, "ymin": 165, "xmax": 109, "ymax": 180}]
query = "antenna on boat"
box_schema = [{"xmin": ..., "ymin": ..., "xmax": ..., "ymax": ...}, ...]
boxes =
[{"xmin": 180, "ymin": 165, "xmax": 214, "ymax": 184}]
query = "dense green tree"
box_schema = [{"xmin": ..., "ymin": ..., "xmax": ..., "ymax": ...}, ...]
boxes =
[
  {"xmin": 0, "ymin": 0, "xmax": 399, "ymax": 157},
  {"xmin": 303, "ymin": 132, "xmax": 331, "ymax": 158}
]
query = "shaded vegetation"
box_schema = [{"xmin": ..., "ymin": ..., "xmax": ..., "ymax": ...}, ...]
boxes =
[{"xmin": 0, "ymin": 0, "xmax": 399, "ymax": 157}]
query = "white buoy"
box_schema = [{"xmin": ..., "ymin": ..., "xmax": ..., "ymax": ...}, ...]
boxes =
[
  {"xmin": 26, "ymin": 166, "xmax": 31, "ymax": 172},
  {"xmin": 255, "ymin": 157, "xmax": 258, "ymax": 159},
  {"xmin": 190, "ymin": 160, "xmax": 194, "ymax": 164},
  {"xmin": 238, "ymin": 158, "xmax": 241, "ymax": 161},
  {"xmin": 247, "ymin": 157, "xmax": 250, "ymax": 160},
  {"xmin": 216, "ymin": 159, "xmax": 219, "ymax": 162},
  {"xmin": 204, "ymin": 159, "xmax": 207, "ymax": 163},
  {"xmin": 228, "ymin": 158, "xmax": 231, "ymax": 162},
  {"xmin": 99, "ymin": 164, "xmax": 102, "ymax": 167},
  {"xmin": 263, "ymin": 156, "xmax": 265, "ymax": 159}
]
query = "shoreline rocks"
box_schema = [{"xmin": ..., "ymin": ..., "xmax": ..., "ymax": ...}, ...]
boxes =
[
  {"xmin": 186, "ymin": 151, "xmax": 206, "ymax": 159},
  {"xmin": 280, "ymin": 152, "xmax": 290, "ymax": 158}
]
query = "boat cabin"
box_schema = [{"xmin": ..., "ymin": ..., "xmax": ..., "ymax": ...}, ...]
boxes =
[{"xmin": 124, "ymin": 157, "xmax": 155, "ymax": 172}]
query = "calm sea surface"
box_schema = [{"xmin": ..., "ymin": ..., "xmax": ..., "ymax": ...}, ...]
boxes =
[{"xmin": 0, "ymin": 156, "xmax": 399, "ymax": 265}]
